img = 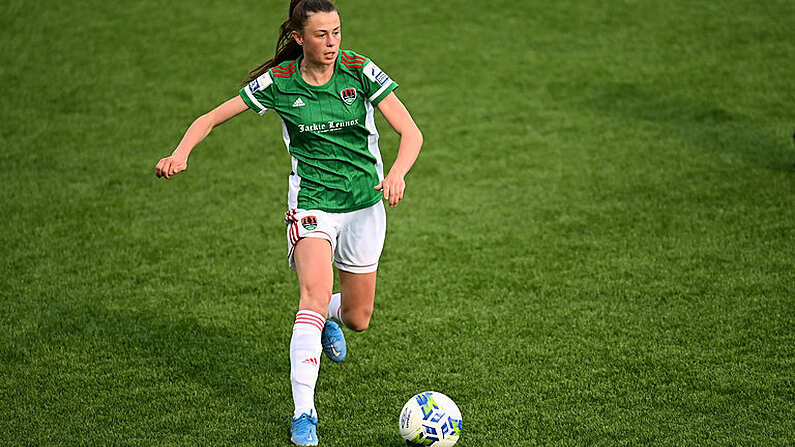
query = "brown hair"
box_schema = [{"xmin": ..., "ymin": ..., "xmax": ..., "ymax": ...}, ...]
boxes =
[{"xmin": 243, "ymin": 0, "xmax": 338, "ymax": 85}]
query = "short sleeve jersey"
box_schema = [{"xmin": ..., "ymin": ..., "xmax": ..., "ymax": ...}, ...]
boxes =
[{"xmin": 239, "ymin": 50, "xmax": 399, "ymax": 213}]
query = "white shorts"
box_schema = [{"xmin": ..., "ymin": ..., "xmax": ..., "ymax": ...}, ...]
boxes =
[{"xmin": 285, "ymin": 201, "xmax": 386, "ymax": 274}]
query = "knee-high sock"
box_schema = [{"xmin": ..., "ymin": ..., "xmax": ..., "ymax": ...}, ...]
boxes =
[
  {"xmin": 327, "ymin": 293, "xmax": 346, "ymax": 327},
  {"xmin": 290, "ymin": 310, "xmax": 324, "ymax": 419}
]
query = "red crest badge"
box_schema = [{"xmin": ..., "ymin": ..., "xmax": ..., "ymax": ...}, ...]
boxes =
[
  {"xmin": 301, "ymin": 216, "xmax": 318, "ymax": 231},
  {"xmin": 340, "ymin": 88, "xmax": 357, "ymax": 105}
]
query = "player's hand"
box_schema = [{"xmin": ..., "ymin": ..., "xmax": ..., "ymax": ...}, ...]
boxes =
[
  {"xmin": 375, "ymin": 173, "xmax": 406, "ymax": 207},
  {"xmin": 155, "ymin": 152, "xmax": 188, "ymax": 179}
]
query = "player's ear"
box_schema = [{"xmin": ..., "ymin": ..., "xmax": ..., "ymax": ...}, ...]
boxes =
[{"xmin": 292, "ymin": 30, "xmax": 303, "ymax": 46}]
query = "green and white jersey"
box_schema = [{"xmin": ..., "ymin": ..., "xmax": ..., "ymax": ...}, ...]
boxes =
[{"xmin": 239, "ymin": 50, "xmax": 399, "ymax": 213}]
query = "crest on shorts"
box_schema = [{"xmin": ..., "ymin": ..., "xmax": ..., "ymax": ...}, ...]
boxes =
[
  {"xmin": 340, "ymin": 88, "xmax": 357, "ymax": 105},
  {"xmin": 301, "ymin": 216, "xmax": 318, "ymax": 231}
]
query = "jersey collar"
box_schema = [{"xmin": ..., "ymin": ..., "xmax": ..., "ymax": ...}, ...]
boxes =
[{"xmin": 293, "ymin": 53, "xmax": 340, "ymax": 90}]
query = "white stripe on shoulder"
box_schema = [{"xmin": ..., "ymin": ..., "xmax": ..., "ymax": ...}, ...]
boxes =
[
  {"xmin": 363, "ymin": 60, "xmax": 393, "ymax": 102},
  {"xmin": 244, "ymin": 72, "xmax": 273, "ymax": 115},
  {"xmin": 363, "ymin": 61, "xmax": 378, "ymax": 82},
  {"xmin": 362, "ymin": 61, "xmax": 376, "ymax": 82},
  {"xmin": 253, "ymin": 72, "xmax": 273, "ymax": 91},
  {"xmin": 364, "ymin": 61, "xmax": 391, "ymax": 86}
]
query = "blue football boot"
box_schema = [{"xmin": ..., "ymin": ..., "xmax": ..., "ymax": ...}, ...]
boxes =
[
  {"xmin": 321, "ymin": 320, "xmax": 347, "ymax": 362},
  {"xmin": 290, "ymin": 411, "xmax": 318, "ymax": 446}
]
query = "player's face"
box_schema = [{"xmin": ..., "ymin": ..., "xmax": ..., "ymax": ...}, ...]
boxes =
[{"xmin": 296, "ymin": 11, "xmax": 341, "ymax": 66}]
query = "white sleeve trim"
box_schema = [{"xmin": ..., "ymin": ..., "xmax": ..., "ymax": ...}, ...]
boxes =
[
  {"xmin": 363, "ymin": 61, "xmax": 393, "ymax": 103},
  {"xmin": 244, "ymin": 72, "xmax": 273, "ymax": 115},
  {"xmin": 245, "ymin": 87, "xmax": 267, "ymax": 115},
  {"xmin": 368, "ymin": 81, "xmax": 393, "ymax": 103}
]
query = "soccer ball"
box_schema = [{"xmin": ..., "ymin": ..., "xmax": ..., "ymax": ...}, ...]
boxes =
[{"xmin": 399, "ymin": 391, "xmax": 462, "ymax": 446}]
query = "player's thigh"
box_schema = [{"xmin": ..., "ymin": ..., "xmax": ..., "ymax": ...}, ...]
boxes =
[
  {"xmin": 287, "ymin": 209, "xmax": 338, "ymax": 270},
  {"xmin": 294, "ymin": 237, "xmax": 334, "ymax": 315},
  {"xmin": 338, "ymin": 270, "xmax": 377, "ymax": 330}
]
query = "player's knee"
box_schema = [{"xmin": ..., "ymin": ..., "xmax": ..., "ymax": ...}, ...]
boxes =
[
  {"xmin": 347, "ymin": 318, "xmax": 370, "ymax": 332},
  {"xmin": 345, "ymin": 307, "xmax": 373, "ymax": 332}
]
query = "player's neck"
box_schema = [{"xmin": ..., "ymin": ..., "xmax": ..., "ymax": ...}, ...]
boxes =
[{"xmin": 299, "ymin": 58, "xmax": 335, "ymax": 86}]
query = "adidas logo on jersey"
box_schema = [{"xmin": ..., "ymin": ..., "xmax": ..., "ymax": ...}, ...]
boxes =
[{"xmin": 292, "ymin": 97, "xmax": 306, "ymax": 107}]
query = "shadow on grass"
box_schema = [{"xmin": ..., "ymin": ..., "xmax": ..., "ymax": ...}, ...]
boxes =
[
  {"xmin": 369, "ymin": 434, "xmax": 410, "ymax": 446},
  {"xmin": 18, "ymin": 299, "xmax": 292, "ymax": 444}
]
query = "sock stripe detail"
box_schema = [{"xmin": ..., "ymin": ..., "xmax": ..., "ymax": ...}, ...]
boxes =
[
  {"xmin": 295, "ymin": 310, "xmax": 325, "ymax": 332},
  {"xmin": 295, "ymin": 318, "xmax": 324, "ymax": 332}
]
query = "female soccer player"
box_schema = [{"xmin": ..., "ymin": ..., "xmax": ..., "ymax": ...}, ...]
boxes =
[{"xmin": 154, "ymin": 0, "xmax": 422, "ymax": 445}]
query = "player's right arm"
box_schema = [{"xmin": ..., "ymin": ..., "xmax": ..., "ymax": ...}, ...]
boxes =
[{"xmin": 155, "ymin": 96, "xmax": 249, "ymax": 179}]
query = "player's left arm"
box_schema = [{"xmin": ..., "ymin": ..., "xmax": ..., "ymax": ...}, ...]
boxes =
[{"xmin": 375, "ymin": 92, "xmax": 423, "ymax": 207}]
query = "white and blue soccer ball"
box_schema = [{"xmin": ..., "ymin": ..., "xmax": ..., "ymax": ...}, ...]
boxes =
[{"xmin": 399, "ymin": 391, "xmax": 462, "ymax": 446}]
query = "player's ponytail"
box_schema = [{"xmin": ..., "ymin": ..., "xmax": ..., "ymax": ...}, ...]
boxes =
[{"xmin": 243, "ymin": 0, "xmax": 338, "ymax": 85}]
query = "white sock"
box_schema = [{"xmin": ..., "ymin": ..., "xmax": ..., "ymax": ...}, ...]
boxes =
[
  {"xmin": 290, "ymin": 310, "xmax": 324, "ymax": 419},
  {"xmin": 327, "ymin": 293, "xmax": 346, "ymax": 327}
]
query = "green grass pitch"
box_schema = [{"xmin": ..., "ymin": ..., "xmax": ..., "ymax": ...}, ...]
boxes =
[{"xmin": 1, "ymin": 0, "xmax": 793, "ymax": 445}]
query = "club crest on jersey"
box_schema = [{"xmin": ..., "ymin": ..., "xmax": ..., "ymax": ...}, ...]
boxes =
[
  {"xmin": 301, "ymin": 216, "xmax": 318, "ymax": 231},
  {"xmin": 340, "ymin": 88, "xmax": 357, "ymax": 105}
]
